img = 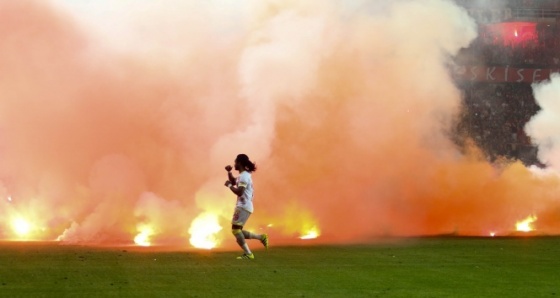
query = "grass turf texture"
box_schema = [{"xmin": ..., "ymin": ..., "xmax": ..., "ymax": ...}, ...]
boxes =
[{"xmin": 0, "ymin": 237, "xmax": 559, "ymax": 297}]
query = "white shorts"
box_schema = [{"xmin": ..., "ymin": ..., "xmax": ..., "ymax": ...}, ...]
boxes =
[{"xmin": 231, "ymin": 207, "xmax": 251, "ymax": 226}]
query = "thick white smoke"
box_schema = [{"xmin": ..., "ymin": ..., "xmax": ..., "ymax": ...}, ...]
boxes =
[{"xmin": 526, "ymin": 74, "xmax": 560, "ymax": 170}]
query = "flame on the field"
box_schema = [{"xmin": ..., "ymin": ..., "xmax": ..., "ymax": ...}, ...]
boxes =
[
  {"xmin": 134, "ymin": 225, "xmax": 153, "ymax": 247},
  {"xmin": 188, "ymin": 212, "xmax": 223, "ymax": 249},
  {"xmin": 11, "ymin": 217, "xmax": 33, "ymax": 237},
  {"xmin": 300, "ymin": 226, "xmax": 320, "ymax": 240},
  {"xmin": 516, "ymin": 215, "xmax": 537, "ymax": 232}
]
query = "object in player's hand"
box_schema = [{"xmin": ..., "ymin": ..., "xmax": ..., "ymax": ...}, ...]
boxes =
[
  {"xmin": 225, "ymin": 165, "xmax": 232, "ymax": 172},
  {"xmin": 225, "ymin": 180, "xmax": 233, "ymax": 187}
]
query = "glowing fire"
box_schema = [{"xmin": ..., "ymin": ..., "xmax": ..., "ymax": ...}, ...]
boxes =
[
  {"xmin": 300, "ymin": 226, "xmax": 320, "ymax": 240},
  {"xmin": 134, "ymin": 225, "xmax": 153, "ymax": 247},
  {"xmin": 188, "ymin": 212, "xmax": 223, "ymax": 249},
  {"xmin": 514, "ymin": 29, "xmax": 518, "ymax": 37},
  {"xmin": 516, "ymin": 215, "xmax": 537, "ymax": 232},
  {"xmin": 11, "ymin": 217, "xmax": 33, "ymax": 237}
]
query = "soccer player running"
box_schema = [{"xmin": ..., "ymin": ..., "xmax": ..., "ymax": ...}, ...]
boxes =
[{"xmin": 225, "ymin": 154, "xmax": 268, "ymax": 259}]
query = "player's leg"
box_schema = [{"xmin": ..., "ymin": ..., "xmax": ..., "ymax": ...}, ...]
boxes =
[
  {"xmin": 242, "ymin": 230, "xmax": 269, "ymax": 249},
  {"xmin": 241, "ymin": 230, "xmax": 260, "ymax": 239},
  {"xmin": 231, "ymin": 208, "xmax": 253, "ymax": 259},
  {"xmin": 232, "ymin": 224, "xmax": 252, "ymax": 254}
]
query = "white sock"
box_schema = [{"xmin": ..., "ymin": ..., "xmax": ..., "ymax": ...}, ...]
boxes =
[
  {"xmin": 242, "ymin": 230, "xmax": 260, "ymax": 240},
  {"xmin": 242, "ymin": 243, "xmax": 252, "ymax": 255}
]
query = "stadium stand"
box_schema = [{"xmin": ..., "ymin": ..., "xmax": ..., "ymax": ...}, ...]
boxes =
[{"xmin": 453, "ymin": 0, "xmax": 558, "ymax": 166}]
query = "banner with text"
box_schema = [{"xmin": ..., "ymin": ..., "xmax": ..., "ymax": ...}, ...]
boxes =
[{"xmin": 454, "ymin": 66, "xmax": 560, "ymax": 83}]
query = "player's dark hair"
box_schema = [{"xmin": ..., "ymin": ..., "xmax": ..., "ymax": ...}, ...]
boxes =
[{"xmin": 236, "ymin": 154, "xmax": 257, "ymax": 172}]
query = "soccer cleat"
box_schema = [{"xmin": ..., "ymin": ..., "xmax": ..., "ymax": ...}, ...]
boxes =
[
  {"xmin": 260, "ymin": 234, "xmax": 269, "ymax": 250},
  {"xmin": 237, "ymin": 253, "xmax": 255, "ymax": 260}
]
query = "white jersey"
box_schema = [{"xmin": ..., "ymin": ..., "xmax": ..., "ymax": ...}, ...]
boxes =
[{"xmin": 236, "ymin": 171, "xmax": 254, "ymax": 213}]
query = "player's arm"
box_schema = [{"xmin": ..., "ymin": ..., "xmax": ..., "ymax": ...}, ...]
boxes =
[
  {"xmin": 224, "ymin": 180, "xmax": 245, "ymax": 196},
  {"xmin": 227, "ymin": 171, "xmax": 236, "ymax": 184},
  {"xmin": 225, "ymin": 165, "xmax": 236, "ymax": 184},
  {"xmin": 225, "ymin": 174, "xmax": 248, "ymax": 196},
  {"xmin": 229, "ymin": 185, "xmax": 245, "ymax": 196}
]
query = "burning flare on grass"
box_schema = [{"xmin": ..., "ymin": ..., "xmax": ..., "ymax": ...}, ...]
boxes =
[
  {"xmin": 300, "ymin": 226, "xmax": 320, "ymax": 240},
  {"xmin": 188, "ymin": 212, "xmax": 223, "ymax": 249},
  {"xmin": 134, "ymin": 225, "xmax": 154, "ymax": 247},
  {"xmin": 11, "ymin": 217, "xmax": 33, "ymax": 237},
  {"xmin": 516, "ymin": 215, "xmax": 537, "ymax": 232}
]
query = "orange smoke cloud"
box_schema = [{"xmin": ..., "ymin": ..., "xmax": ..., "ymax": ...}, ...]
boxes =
[{"xmin": 0, "ymin": 0, "xmax": 559, "ymax": 247}]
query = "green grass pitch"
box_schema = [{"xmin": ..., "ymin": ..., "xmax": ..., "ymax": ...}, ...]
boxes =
[{"xmin": 0, "ymin": 237, "xmax": 559, "ymax": 297}]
